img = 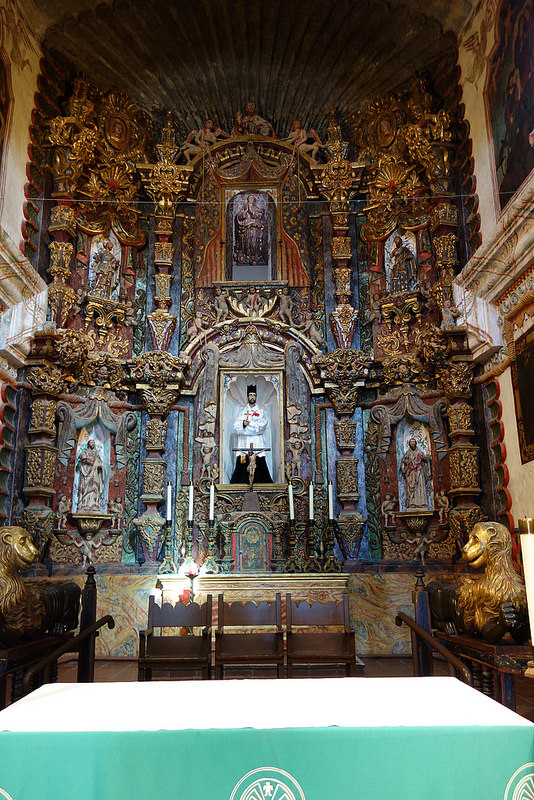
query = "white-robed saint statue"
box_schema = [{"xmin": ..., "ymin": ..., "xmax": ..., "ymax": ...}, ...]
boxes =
[{"xmin": 230, "ymin": 384, "xmax": 273, "ymax": 484}]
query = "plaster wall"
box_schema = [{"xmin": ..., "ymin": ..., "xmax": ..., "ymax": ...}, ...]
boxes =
[
  {"xmin": 0, "ymin": 3, "xmax": 41, "ymax": 246},
  {"xmin": 497, "ymin": 369, "xmax": 534, "ymax": 521},
  {"xmin": 455, "ymin": 2, "xmax": 534, "ymax": 523},
  {"xmin": 457, "ymin": 5, "xmax": 501, "ymax": 243}
]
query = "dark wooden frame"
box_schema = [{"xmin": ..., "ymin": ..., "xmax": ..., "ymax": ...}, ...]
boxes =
[
  {"xmin": 138, "ymin": 595, "xmax": 213, "ymax": 681},
  {"xmin": 285, "ymin": 592, "xmax": 363, "ymax": 678},
  {"xmin": 214, "ymin": 593, "xmax": 284, "ymax": 679}
]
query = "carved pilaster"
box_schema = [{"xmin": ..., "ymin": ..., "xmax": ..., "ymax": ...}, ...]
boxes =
[
  {"xmin": 138, "ymin": 111, "xmax": 192, "ymax": 354},
  {"xmin": 441, "ymin": 327, "xmax": 481, "ymax": 546},
  {"xmin": 126, "ymin": 350, "xmax": 188, "ymax": 565}
]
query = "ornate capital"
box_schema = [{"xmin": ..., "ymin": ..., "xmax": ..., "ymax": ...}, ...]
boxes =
[
  {"xmin": 138, "ymin": 386, "xmax": 182, "ymax": 417},
  {"xmin": 314, "ymin": 349, "xmax": 371, "ymax": 416},
  {"xmin": 437, "ymin": 361, "xmax": 473, "ymax": 396},
  {"xmin": 26, "ymin": 364, "xmax": 71, "ymax": 396},
  {"xmin": 330, "ymin": 303, "xmax": 359, "ymax": 349},
  {"xmin": 128, "ymin": 350, "xmax": 188, "ymax": 388}
]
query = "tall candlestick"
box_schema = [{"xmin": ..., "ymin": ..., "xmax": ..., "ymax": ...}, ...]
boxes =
[
  {"xmin": 209, "ymin": 482, "xmax": 215, "ymax": 521},
  {"xmin": 188, "ymin": 482, "xmax": 194, "ymax": 522},
  {"xmin": 288, "ymin": 482, "xmax": 294, "ymax": 520},
  {"xmin": 166, "ymin": 481, "xmax": 172, "ymax": 522},
  {"xmin": 328, "ymin": 480, "xmax": 334, "ymax": 520},
  {"xmin": 519, "ymin": 518, "xmax": 534, "ymax": 640},
  {"xmin": 308, "ymin": 481, "xmax": 314, "ymax": 521}
]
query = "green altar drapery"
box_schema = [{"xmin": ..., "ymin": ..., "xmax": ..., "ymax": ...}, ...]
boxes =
[{"xmin": 0, "ymin": 678, "xmax": 533, "ymax": 800}]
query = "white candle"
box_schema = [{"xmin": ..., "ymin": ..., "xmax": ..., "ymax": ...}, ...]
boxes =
[
  {"xmin": 209, "ymin": 482, "xmax": 215, "ymax": 521},
  {"xmin": 188, "ymin": 482, "xmax": 194, "ymax": 522},
  {"xmin": 288, "ymin": 482, "xmax": 294, "ymax": 520},
  {"xmin": 166, "ymin": 481, "xmax": 172, "ymax": 522},
  {"xmin": 308, "ymin": 481, "xmax": 314, "ymax": 521},
  {"xmin": 519, "ymin": 519, "xmax": 534, "ymax": 639},
  {"xmin": 328, "ymin": 481, "xmax": 334, "ymax": 520}
]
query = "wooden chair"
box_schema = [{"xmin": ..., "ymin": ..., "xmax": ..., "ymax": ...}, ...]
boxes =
[
  {"xmin": 214, "ymin": 593, "xmax": 284, "ymax": 679},
  {"xmin": 138, "ymin": 594, "xmax": 212, "ymax": 681},
  {"xmin": 286, "ymin": 593, "xmax": 363, "ymax": 678}
]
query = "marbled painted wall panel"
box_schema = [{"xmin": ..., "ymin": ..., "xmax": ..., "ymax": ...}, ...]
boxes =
[
  {"xmin": 347, "ymin": 574, "xmax": 415, "ymax": 656},
  {"xmin": 39, "ymin": 571, "xmax": 455, "ymax": 658},
  {"xmin": 94, "ymin": 575, "xmax": 156, "ymax": 656}
]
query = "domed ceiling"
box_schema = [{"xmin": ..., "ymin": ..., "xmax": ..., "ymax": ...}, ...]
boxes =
[{"xmin": 29, "ymin": 0, "xmax": 473, "ymax": 137}]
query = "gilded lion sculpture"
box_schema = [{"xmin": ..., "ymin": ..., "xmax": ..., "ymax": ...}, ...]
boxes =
[
  {"xmin": 0, "ymin": 525, "xmax": 81, "ymax": 645},
  {"xmin": 428, "ymin": 521, "xmax": 530, "ymax": 644}
]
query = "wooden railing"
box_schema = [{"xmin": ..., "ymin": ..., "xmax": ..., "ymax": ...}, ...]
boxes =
[
  {"xmin": 22, "ymin": 615, "xmax": 115, "ymax": 696},
  {"xmin": 395, "ymin": 612, "xmax": 473, "ymax": 686}
]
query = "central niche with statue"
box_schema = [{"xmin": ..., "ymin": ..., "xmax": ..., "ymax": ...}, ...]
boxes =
[{"xmin": 222, "ymin": 372, "xmax": 282, "ymax": 486}]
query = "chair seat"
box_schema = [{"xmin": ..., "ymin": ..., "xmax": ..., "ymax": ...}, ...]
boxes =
[
  {"xmin": 216, "ymin": 632, "xmax": 283, "ymax": 663},
  {"xmin": 287, "ymin": 632, "xmax": 355, "ymax": 661}
]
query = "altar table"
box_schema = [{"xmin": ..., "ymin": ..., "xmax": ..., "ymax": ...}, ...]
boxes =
[{"xmin": 0, "ymin": 677, "xmax": 533, "ymax": 800}]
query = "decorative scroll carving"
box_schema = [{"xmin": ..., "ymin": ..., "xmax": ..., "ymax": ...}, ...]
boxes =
[
  {"xmin": 26, "ymin": 365, "xmax": 70, "ymax": 396},
  {"xmin": 146, "ymin": 419, "xmax": 168, "ymax": 450},
  {"xmin": 142, "ymin": 460, "xmax": 166, "ymax": 499},
  {"xmin": 334, "ymin": 419, "xmax": 357, "ymax": 451},
  {"xmin": 336, "ymin": 457, "xmax": 359, "ymax": 499},
  {"xmin": 448, "ymin": 403, "xmax": 472, "ymax": 434},
  {"xmin": 23, "ymin": 445, "xmax": 57, "ymax": 492},
  {"xmin": 81, "ymin": 352, "xmax": 124, "ymax": 390},
  {"xmin": 29, "ymin": 399, "xmax": 57, "ymax": 434},
  {"xmin": 449, "ymin": 447, "xmax": 480, "ymax": 490}
]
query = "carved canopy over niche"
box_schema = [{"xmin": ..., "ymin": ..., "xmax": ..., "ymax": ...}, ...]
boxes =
[{"xmin": 188, "ymin": 138, "xmax": 319, "ymax": 288}]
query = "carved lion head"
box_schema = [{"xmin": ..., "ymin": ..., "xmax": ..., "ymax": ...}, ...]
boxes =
[{"xmin": 0, "ymin": 526, "xmax": 39, "ymax": 573}]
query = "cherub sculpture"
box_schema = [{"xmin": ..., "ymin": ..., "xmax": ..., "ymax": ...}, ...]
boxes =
[
  {"xmin": 284, "ymin": 120, "xmax": 324, "ymax": 162},
  {"xmin": 180, "ymin": 120, "xmax": 228, "ymax": 162}
]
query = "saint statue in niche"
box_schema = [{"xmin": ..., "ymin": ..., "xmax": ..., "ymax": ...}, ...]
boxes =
[
  {"xmin": 400, "ymin": 437, "xmax": 432, "ymax": 509},
  {"xmin": 388, "ymin": 234, "xmax": 418, "ymax": 294},
  {"xmin": 230, "ymin": 384, "xmax": 273, "ymax": 484},
  {"xmin": 89, "ymin": 235, "xmax": 121, "ymax": 300},
  {"xmin": 76, "ymin": 439, "xmax": 105, "ymax": 512},
  {"xmin": 233, "ymin": 194, "xmax": 268, "ymax": 266}
]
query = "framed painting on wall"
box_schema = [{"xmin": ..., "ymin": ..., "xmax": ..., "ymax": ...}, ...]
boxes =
[
  {"xmin": 511, "ymin": 324, "xmax": 534, "ymax": 463},
  {"xmin": 487, "ymin": 0, "xmax": 534, "ymax": 212}
]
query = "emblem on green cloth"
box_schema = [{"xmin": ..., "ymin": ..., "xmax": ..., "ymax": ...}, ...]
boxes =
[
  {"xmin": 230, "ymin": 767, "xmax": 306, "ymax": 800},
  {"xmin": 505, "ymin": 763, "xmax": 534, "ymax": 800},
  {"xmin": 0, "ymin": 789, "xmax": 14, "ymax": 800}
]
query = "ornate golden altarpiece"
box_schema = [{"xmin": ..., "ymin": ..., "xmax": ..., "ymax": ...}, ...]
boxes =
[{"xmin": 11, "ymin": 75, "xmax": 482, "ymax": 583}]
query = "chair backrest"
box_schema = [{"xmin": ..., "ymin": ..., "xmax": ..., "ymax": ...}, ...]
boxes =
[
  {"xmin": 148, "ymin": 594, "xmax": 212, "ymax": 630},
  {"xmin": 217, "ymin": 593, "xmax": 282, "ymax": 632},
  {"xmin": 286, "ymin": 593, "xmax": 351, "ymax": 632}
]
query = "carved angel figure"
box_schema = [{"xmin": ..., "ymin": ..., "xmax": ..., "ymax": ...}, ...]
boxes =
[
  {"xmin": 180, "ymin": 119, "xmax": 229, "ymax": 162},
  {"xmin": 285, "ymin": 120, "xmax": 324, "ymax": 161}
]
